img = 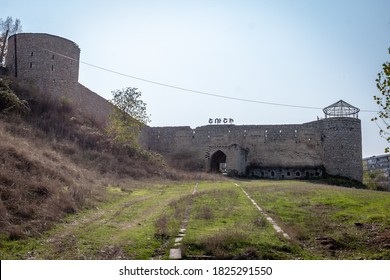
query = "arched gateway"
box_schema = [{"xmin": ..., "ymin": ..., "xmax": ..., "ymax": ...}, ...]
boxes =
[
  {"xmin": 210, "ymin": 150, "xmax": 227, "ymax": 173},
  {"xmin": 141, "ymin": 100, "xmax": 363, "ymax": 182}
]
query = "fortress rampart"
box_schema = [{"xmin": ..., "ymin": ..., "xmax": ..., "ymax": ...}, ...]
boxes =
[
  {"xmin": 141, "ymin": 117, "xmax": 363, "ymax": 182},
  {"xmin": 5, "ymin": 33, "xmax": 363, "ymax": 182},
  {"xmin": 5, "ymin": 33, "xmax": 112, "ymax": 124}
]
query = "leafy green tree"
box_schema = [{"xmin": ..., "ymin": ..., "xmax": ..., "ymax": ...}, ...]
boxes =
[
  {"xmin": 107, "ymin": 87, "xmax": 150, "ymax": 149},
  {"xmin": 373, "ymin": 48, "xmax": 390, "ymax": 152}
]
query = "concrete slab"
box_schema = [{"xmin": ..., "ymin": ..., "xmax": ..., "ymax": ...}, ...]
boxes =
[{"xmin": 169, "ymin": 249, "xmax": 182, "ymax": 259}]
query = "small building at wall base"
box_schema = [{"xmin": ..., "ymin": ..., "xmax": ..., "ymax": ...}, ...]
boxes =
[
  {"xmin": 141, "ymin": 100, "xmax": 363, "ymax": 182},
  {"xmin": 363, "ymin": 154, "xmax": 390, "ymax": 191}
]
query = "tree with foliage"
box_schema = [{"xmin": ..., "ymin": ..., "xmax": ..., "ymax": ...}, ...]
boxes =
[
  {"xmin": 372, "ymin": 48, "xmax": 390, "ymax": 152},
  {"xmin": 107, "ymin": 87, "xmax": 150, "ymax": 150},
  {"xmin": 0, "ymin": 17, "xmax": 22, "ymax": 66}
]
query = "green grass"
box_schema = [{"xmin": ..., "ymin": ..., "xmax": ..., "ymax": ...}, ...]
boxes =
[
  {"xmin": 1, "ymin": 179, "xmax": 389, "ymax": 260},
  {"xmin": 240, "ymin": 180, "xmax": 390, "ymax": 259},
  {"xmin": 182, "ymin": 181, "xmax": 308, "ymax": 259},
  {"xmin": 0, "ymin": 181, "xmax": 196, "ymax": 259}
]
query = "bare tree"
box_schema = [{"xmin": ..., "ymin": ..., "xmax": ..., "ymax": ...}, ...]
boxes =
[{"xmin": 0, "ymin": 17, "xmax": 22, "ymax": 67}]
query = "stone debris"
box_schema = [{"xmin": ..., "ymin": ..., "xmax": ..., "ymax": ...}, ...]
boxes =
[
  {"xmin": 169, "ymin": 249, "xmax": 181, "ymax": 259},
  {"xmin": 169, "ymin": 182, "xmax": 198, "ymax": 259}
]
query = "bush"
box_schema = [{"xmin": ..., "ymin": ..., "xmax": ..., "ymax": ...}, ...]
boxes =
[
  {"xmin": 363, "ymin": 170, "xmax": 389, "ymax": 191},
  {"xmin": 0, "ymin": 78, "xmax": 29, "ymax": 114}
]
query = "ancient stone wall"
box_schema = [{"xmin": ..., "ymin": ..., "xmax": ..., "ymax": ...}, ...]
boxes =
[
  {"xmin": 5, "ymin": 33, "xmax": 363, "ymax": 182},
  {"xmin": 74, "ymin": 83, "xmax": 113, "ymax": 125},
  {"xmin": 5, "ymin": 33, "xmax": 112, "ymax": 124},
  {"xmin": 141, "ymin": 117, "xmax": 363, "ymax": 182},
  {"xmin": 6, "ymin": 33, "xmax": 80, "ymax": 88},
  {"xmin": 320, "ymin": 117, "xmax": 362, "ymax": 182}
]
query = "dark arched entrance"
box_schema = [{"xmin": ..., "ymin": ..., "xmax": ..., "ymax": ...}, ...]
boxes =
[{"xmin": 210, "ymin": 150, "xmax": 227, "ymax": 173}]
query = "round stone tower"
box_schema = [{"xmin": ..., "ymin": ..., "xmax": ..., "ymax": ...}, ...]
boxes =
[
  {"xmin": 5, "ymin": 33, "xmax": 80, "ymax": 94},
  {"xmin": 321, "ymin": 100, "xmax": 363, "ymax": 182}
]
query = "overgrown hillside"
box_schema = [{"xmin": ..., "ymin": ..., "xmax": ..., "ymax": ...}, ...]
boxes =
[{"xmin": 0, "ymin": 77, "xmax": 200, "ymax": 241}]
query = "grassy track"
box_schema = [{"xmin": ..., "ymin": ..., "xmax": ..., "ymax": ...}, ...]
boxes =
[
  {"xmin": 240, "ymin": 180, "xmax": 390, "ymax": 259},
  {"xmin": 182, "ymin": 181, "xmax": 307, "ymax": 259},
  {"xmin": 0, "ymin": 182, "xmax": 196, "ymax": 259},
  {"xmin": 1, "ymin": 179, "xmax": 389, "ymax": 260}
]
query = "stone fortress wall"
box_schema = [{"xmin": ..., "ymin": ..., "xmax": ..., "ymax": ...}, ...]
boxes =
[
  {"xmin": 141, "ymin": 117, "xmax": 363, "ymax": 182},
  {"xmin": 5, "ymin": 33, "xmax": 112, "ymax": 124},
  {"xmin": 5, "ymin": 33, "xmax": 363, "ymax": 182}
]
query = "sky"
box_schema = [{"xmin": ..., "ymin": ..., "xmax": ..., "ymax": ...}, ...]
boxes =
[{"xmin": 2, "ymin": 0, "xmax": 390, "ymax": 157}]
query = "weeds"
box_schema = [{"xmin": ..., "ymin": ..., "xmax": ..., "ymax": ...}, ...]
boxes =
[{"xmin": 198, "ymin": 230, "xmax": 251, "ymax": 259}]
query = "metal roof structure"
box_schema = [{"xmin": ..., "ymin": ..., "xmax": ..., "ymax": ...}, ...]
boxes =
[{"xmin": 323, "ymin": 100, "xmax": 360, "ymax": 118}]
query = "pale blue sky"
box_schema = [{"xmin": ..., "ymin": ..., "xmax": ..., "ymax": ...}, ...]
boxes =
[{"xmin": 2, "ymin": 0, "xmax": 390, "ymax": 157}]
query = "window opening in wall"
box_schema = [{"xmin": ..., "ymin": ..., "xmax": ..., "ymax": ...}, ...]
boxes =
[
  {"xmin": 296, "ymin": 171, "xmax": 301, "ymax": 177},
  {"xmin": 287, "ymin": 172, "xmax": 291, "ymax": 176},
  {"xmin": 52, "ymin": 55, "xmax": 55, "ymax": 60},
  {"xmin": 270, "ymin": 171, "xmax": 275, "ymax": 177},
  {"xmin": 51, "ymin": 65, "xmax": 54, "ymax": 71},
  {"xmin": 30, "ymin": 52, "xmax": 33, "ymax": 56},
  {"xmin": 306, "ymin": 172, "xmax": 310, "ymax": 177},
  {"xmin": 30, "ymin": 62, "xmax": 33, "ymax": 68}
]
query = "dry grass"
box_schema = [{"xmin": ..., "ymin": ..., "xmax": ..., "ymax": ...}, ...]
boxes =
[
  {"xmin": 199, "ymin": 229, "xmax": 251, "ymax": 259},
  {"xmin": 0, "ymin": 78, "xmax": 215, "ymax": 241},
  {"xmin": 0, "ymin": 120, "xmax": 106, "ymax": 239}
]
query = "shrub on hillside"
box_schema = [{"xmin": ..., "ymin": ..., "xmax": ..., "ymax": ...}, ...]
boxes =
[{"xmin": 0, "ymin": 78, "xmax": 29, "ymax": 114}]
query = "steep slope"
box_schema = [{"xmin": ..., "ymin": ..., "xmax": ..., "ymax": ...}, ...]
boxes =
[{"xmin": 0, "ymin": 77, "xmax": 189, "ymax": 240}]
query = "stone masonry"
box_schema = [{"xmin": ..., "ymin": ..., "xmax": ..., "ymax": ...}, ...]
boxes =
[
  {"xmin": 141, "ymin": 117, "xmax": 363, "ymax": 182},
  {"xmin": 5, "ymin": 33, "xmax": 363, "ymax": 182},
  {"xmin": 5, "ymin": 33, "xmax": 112, "ymax": 125}
]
